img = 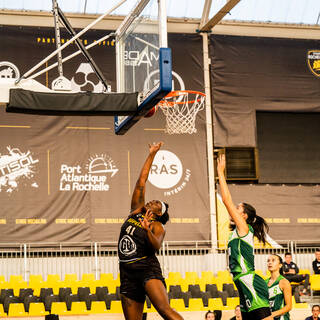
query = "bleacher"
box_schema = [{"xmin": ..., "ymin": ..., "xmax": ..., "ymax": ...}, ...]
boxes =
[{"xmin": 0, "ymin": 269, "xmax": 312, "ymax": 317}]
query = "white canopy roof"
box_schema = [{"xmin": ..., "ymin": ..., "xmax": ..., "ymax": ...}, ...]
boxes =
[{"xmin": 0, "ymin": 0, "xmax": 320, "ymax": 26}]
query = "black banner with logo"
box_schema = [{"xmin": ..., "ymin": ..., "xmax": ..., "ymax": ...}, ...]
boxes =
[
  {"xmin": 210, "ymin": 35, "xmax": 320, "ymax": 147},
  {"xmin": 0, "ymin": 26, "xmax": 208, "ymax": 243}
]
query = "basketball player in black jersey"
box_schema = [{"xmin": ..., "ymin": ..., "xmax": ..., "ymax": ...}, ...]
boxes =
[{"xmin": 118, "ymin": 142, "xmax": 184, "ymax": 320}]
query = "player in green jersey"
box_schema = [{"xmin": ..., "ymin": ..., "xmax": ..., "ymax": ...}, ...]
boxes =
[
  {"xmin": 217, "ymin": 154, "xmax": 272, "ymax": 320},
  {"xmin": 266, "ymin": 255, "xmax": 292, "ymax": 320}
]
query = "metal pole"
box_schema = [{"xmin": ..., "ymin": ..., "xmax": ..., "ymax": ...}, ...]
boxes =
[
  {"xmin": 52, "ymin": 0, "xmax": 64, "ymax": 77},
  {"xmin": 23, "ymin": 244, "xmax": 28, "ymax": 282},
  {"xmin": 57, "ymin": 6, "xmax": 110, "ymax": 92},
  {"xmin": 202, "ymin": 32, "xmax": 217, "ymax": 250},
  {"xmin": 17, "ymin": 0, "xmax": 126, "ymax": 82},
  {"xmin": 30, "ymin": 33, "xmax": 115, "ymax": 80},
  {"xmin": 158, "ymin": 0, "xmax": 168, "ymax": 48},
  {"xmin": 94, "ymin": 242, "xmax": 99, "ymax": 280}
]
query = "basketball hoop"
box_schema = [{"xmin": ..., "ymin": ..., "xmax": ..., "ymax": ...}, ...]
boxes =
[{"xmin": 157, "ymin": 90, "xmax": 205, "ymax": 134}]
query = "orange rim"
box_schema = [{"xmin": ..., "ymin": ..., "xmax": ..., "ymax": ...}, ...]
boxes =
[{"xmin": 158, "ymin": 90, "xmax": 205, "ymax": 106}]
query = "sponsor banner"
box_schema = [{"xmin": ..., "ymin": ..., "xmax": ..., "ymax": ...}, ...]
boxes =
[
  {"xmin": 210, "ymin": 35, "xmax": 320, "ymax": 148},
  {"xmin": 0, "ymin": 26, "xmax": 207, "ymax": 242}
]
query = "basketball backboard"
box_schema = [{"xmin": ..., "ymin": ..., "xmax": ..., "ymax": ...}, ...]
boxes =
[
  {"xmin": 114, "ymin": 0, "xmax": 172, "ymax": 134},
  {"xmin": 2, "ymin": 0, "xmax": 172, "ymax": 134}
]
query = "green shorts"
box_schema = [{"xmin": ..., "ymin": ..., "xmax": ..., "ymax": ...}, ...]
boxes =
[{"xmin": 233, "ymin": 271, "xmax": 270, "ymax": 313}]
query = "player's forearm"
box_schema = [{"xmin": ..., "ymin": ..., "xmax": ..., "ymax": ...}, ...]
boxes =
[
  {"xmin": 145, "ymin": 229, "xmax": 162, "ymax": 250},
  {"xmin": 136, "ymin": 151, "xmax": 157, "ymax": 185},
  {"xmin": 217, "ymin": 169, "xmax": 232, "ymax": 204},
  {"xmin": 272, "ymin": 304, "xmax": 291, "ymax": 318}
]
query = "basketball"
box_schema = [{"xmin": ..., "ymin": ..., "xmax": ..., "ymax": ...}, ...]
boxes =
[{"xmin": 144, "ymin": 106, "xmax": 158, "ymax": 118}]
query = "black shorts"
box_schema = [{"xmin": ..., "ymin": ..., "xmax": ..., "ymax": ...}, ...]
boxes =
[
  {"xmin": 119, "ymin": 256, "xmax": 166, "ymax": 303},
  {"xmin": 241, "ymin": 307, "xmax": 271, "ymax": 320}
]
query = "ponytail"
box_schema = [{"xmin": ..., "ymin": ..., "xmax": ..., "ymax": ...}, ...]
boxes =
[{"xmin": 242, "ymin": 202, "xmax": 269, "ymax": 245}]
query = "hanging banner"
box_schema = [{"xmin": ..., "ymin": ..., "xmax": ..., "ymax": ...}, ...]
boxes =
[{"xmin": 0, "ymin": 26, "xmax": 208, "ymax": 243}]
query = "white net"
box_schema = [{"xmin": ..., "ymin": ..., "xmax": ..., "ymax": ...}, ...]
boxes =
[{"xmin": 158, "ymin": 90, "xmax": 205, "ymax": 134}]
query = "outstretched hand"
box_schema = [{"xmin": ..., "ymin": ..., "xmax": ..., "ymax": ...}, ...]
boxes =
[
  {"xmin": 148, "ymin": 142, "xmax": 163, "ymax": 154},
  {"xmin": 139, "ymin": 210, "xmax": 154, "ymax": 230},
  {"xmin": 217, "ymin": 154, "xmax": 226, "ymax": 173}
]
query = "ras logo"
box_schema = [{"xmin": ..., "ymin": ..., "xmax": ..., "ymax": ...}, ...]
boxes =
[
  {"xmin": 148, "ymin": 150, "xmax": 191, "ymax": 196},
  {"xmin": 59, "ymin": 154, "xmax": 118, "ymax": 192},
  {"xmin": 0, "ymin": 147, "xmax": 39, "ymax": 193},
  {"xmin": 307, "ymin": 50, "xmax": 320, "ymax": 78}
]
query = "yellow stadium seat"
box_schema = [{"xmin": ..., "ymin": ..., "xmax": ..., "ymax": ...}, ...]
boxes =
[
  {"xmin": 0, "ymin": 276, "xmax": 5, "ymax": 282},
  {"xmin": 167, "ymin": 272, "xmax": 183, "ymax": 285},
  {"xmin": 28, "ymin": 302, "xmax": 49, "ymax": 316},
  {"xmin": 225, "ymin": 297, "xmax": 240, "ymax": 310},
  {"xmin": 90, "ymin": 301, "xmax": 108, "ymax": 314},
  {"xmin": 311, "ymin": 275, "xmax": 320, "ymax": 290},
  {"xmin": 8, "ymin": 303, "xmax": 27, "ymax": 317},
  {"xmin": 255, "ymin": 269, "xmax": 267, "ymax": 280},
  {"xmin": 46, "ymin": 274, "xmax": 61, "ymax": 283},
  {"xmin": 70, "ymin": 301, "xmax": 89, "ymax": 315},
  {"xmin": 216, "ymin": 270, "xmax": 233, "ymax": 291},
  {"xmin": 188, "ymin": 298, "xmax": 206, "ymax": 311},
  {"xmin": 299, "ymin": 269, "xmax": 311, "ymax": 275},
  {"xmin": 109, "ymin": 300, "xmax": 123, "ymax": 313},
  {"xmin": 12, "ymin": 283, "xmax": 28, "ymax": 297},
  {"xmin": 29, "ymin": 274, "xmax": 44, "ymax": 284},
  {"xmin": 82, "ymin": 273, "xmax": 95, "ymax": 282},
  {"xmin": 170, "ymin": 299, "xmax": 186, "ymax": 312},
  {"xmin": 291, "ymin": 296, "xmax": 309, "ymax": 309},
  {"xmin": 64, "ymin": 274, "xmax": 78, "ymax": 282},
  {"xmin": 185, "ymin": 272, "xmax": 200, "ymax": 284},
  {"xmin": 29, "ymin": 275, "xmax": 45, "ymax": 293},
  {"xmin": 201, "ymin": 271, "xmax": 216, "ymax": 283},
  {"xmin": 100, "ymin": 273, "xmax": 114, "ymax": 283},
  {"xmin": 179, "ymin": 279, "xmax": 189, "ymax": 292},
  {"xmin": 208, "ymin": 298, "xmax": 224, "ymax": 310},
  {"xmin": 0, "ymin": 303, "xmax": 7, "ymax": 317},
  {"xmin": 143, "ymin": 301, "xmax": 156, "ymax": 313},
  {"xmin": 51, "ymin": 302, "xmax": 70, "ymax": 315},
  {"xmin": 9, "ymin": 275, "xmax": 24, "ymax": 283}
]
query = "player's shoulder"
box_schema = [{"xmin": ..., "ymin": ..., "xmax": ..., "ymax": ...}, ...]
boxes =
[
  {"xmin": 151, "ymin": 220, "xmax": 165, "ymax": 231},
  {"xmin": 279, "ymin": 276, "xmax": 291, "ymax": 289}
]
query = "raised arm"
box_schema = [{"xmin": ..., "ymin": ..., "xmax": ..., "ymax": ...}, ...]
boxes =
[
  {"xmin": 217, "ymin": 154, "xmax": 248, "ymax": 236},
  {"xmin": 131, "ymin": 142, "xmax": 163, "ymax": 211}
]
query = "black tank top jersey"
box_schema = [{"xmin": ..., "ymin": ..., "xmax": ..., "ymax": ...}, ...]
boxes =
[{"xmin": 118, "ymin": 213, "xmax": 156, "ymax": 264}]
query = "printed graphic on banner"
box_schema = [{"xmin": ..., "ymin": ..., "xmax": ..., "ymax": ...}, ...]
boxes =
[
  {"xmin": 307, "ymin": 50, "xmax": 320, "ymax": 78},
  {"xmin": 71, "ymin": 63, "xmax": 110, "ymax": 92},
  {"xmin": 0, "ymin": 147, "xmax": 39, "ymax": 193},
  {"xmin": 59, "ymin": 154, "xmax": 118, "ymax": 191},
  {"xmin": 148, "ymin": 150, "xmax": 191, "ymax": 196},
  {"xmin": 0, "ymin": 61, "xmax": 20, "ymax": 79}
]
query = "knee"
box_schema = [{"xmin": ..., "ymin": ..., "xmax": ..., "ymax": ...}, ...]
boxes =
[{"xmin": 156, "ymin": 303, "xmax": 174, "ymax": 317}]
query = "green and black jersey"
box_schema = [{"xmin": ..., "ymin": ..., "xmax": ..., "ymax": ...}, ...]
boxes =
[
  {"xmin": 266, "ymin": 275, "xmax": 290, "ymax": 320},
  {"xmin": 228, "ymin": 224, "xmax": 255, "ymax": 275},
  {"xmin": 228, "ymin": 224, "xmax": 270, "ymax": 313}
]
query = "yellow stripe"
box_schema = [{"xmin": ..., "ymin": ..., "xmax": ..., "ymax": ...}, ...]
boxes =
[
  {"xmin": 144, "ymin": 128, "xmax": 165, "ymax": 131},
  {"xmin": 128, "ymin": 151, "xmax": 131, "ymax": 195},
  {"xmin": 126, "ymin": 256, "xmax": 147, "ymax": 264},
  {"xmin": 0, "ymin": 125, "xmax": 31, "ymax": 128},
  {"xmin": 47, "ymin": 150, "xmax": 50, "ymax": 195},
  {"xmin": 66, "ymin": 126, "xmax": 110, "ymax": 130}
]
